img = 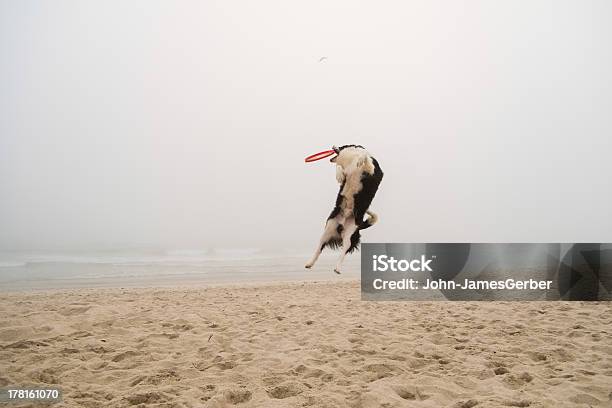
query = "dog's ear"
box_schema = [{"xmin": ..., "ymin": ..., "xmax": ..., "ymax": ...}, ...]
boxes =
[
  {"xmin": 356, "ymin": 154, "xmax": 375, "ymax": 174},
  {"xmin": 355, "ymin": 154, "xmax": 369, "ymax": 169}
]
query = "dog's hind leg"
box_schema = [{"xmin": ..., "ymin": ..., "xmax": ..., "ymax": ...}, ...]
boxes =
[
  {"xmin": 305, "ymin": 219, "xmax": 338, "ymax": 269},
  {"xmin": 334, "ymin": 218, "xmax": 358, "ymax": 274}
]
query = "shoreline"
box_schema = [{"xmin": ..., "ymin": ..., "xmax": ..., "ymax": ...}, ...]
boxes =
[{"xmin": 0, "ymin": 278, "xmax": 358, "ymax": 296}]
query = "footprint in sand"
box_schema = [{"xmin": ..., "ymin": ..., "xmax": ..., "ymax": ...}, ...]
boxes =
[
  {"xmin": 216, "ymin": 360, "xmax": 236, "ymax": 370},
  {"xmin": 267, "ymin": 382, "xmax": 304, "ymax": 399},
  {"xmin": 3, "ymin": 340, "xmax": 49, "ymax": 349},
  {"xmin": 58, "ymin": 306, "xmax": 91, "ymax": 316},
  {"xmin": 362, "ymin": 363, "xmax": 402, "ymax": 382},
  {"xmin": 569, "ymin": 393, "xmax": 601, "ymax": 405},
  {"xmin": 502, "ymin": 372, "xmax": 533, "ymax": 389},
  {"xmin": 29, "ymin": 369, "xmax": 58, "ymax": 384},
  {"xmin": 502, "ymin": 399, "xmax": 531, "ymax": 407},
  {"xmin": 111, "ymin": 350, "xmax": 139, "ymax": 362},
  {"xmin": 85, "ymin": 344, "xmax": 111, "ymax": 354},
  {"xmin": 494, "ymin": 367, "xmax": 509, "ymax": 375},
  {"xmin": 198, "ymin": 384, "xmax": 217, "ymax": 402},
  {"xmin": 262, "ymin": 374, "xmax": 289, "ymax": 387},
  {"xmin": 130, "ymin": 369, "xmax": 180, "ymax": 386},
  {"xmin": 392, "ymin": 386, "xmax": 416, "ymax": 400},
  {"xmin": 223, "ymin": 388, "xmax": 252, "ymax": 404},
  {"xmin": 527, "ymin": 351, "xmax": 547, "ymax": 361},
  {"xmin": 71, "ymin": 390, "xmax": 114, "ymax": 402},
  {"xmin": 123, "ymin": 391, "xmax": 169, "ymax": 405},
  {"xmin": 212, "ymin": 355, "xmax": 237, "ymax": 370},
  {"xmin": 291, "ymin": 364, "xmax": 332, "ymax": 381},
  {"xmin": 161, "ymin": 322, "xmax": 194, "ymax": 332},
  {"xmin": 452, "ymin": 399, "xmax": 478, "ymax": 408},
  {"xmin": 146, "ymin": 332, "xmax": 179, "ymax": 340}
]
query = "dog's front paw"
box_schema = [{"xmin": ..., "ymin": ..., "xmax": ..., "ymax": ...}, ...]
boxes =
[
  {"xmin": 305, "ymin": 263, "xmax": 313, "ymax": 269},
  {"xmin": 333, "ymin": 268, "xmax": 341, "ymax": 274}
]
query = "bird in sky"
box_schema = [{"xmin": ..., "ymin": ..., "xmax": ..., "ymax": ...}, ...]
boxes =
[{"xmin": 318, "ymin": 57, "xmax": 328, "ymax": 63}]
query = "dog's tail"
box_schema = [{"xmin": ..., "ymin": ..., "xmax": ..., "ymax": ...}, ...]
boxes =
[{"xmin": 360, "ymin": 210, "xmax": 378, "ymax": 230}]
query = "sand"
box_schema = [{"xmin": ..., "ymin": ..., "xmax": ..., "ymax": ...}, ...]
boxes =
[{"xmin": 0, "ymin": 281, "xmax": 611, "ymax": 407}]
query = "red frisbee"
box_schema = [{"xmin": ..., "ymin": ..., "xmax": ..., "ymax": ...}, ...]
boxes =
[{"xmin": 305, "ymin": 149, "xmax": 336, "ymax": 163}]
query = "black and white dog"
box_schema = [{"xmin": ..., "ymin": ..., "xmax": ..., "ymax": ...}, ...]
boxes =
[{"xmin": 305, "ymin": 145, "xmax": 383, "ymax": 273}]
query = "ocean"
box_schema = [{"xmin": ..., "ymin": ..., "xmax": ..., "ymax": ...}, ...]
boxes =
[{"xmin": 0, "ymin": 249, "xmax": 360, "ymax": 291}]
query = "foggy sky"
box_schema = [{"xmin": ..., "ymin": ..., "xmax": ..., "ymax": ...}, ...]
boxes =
[{"xmin": 1, "ymin": 1, "xmax": 611, "ymax": 251}]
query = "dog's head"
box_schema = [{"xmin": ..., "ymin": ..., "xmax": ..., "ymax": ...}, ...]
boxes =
[
  {"xmin": 330, "ymin": 144, "xmax": 374, "ymax": 175},
  {"xmin": 329, "ymin": 145, "xmax": 365, "ymax": 163}
]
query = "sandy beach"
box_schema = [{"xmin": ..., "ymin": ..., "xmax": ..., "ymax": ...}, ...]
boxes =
[{"xmin": 1, "ymin": 281, "xmax": 610, "ymax": 408}]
